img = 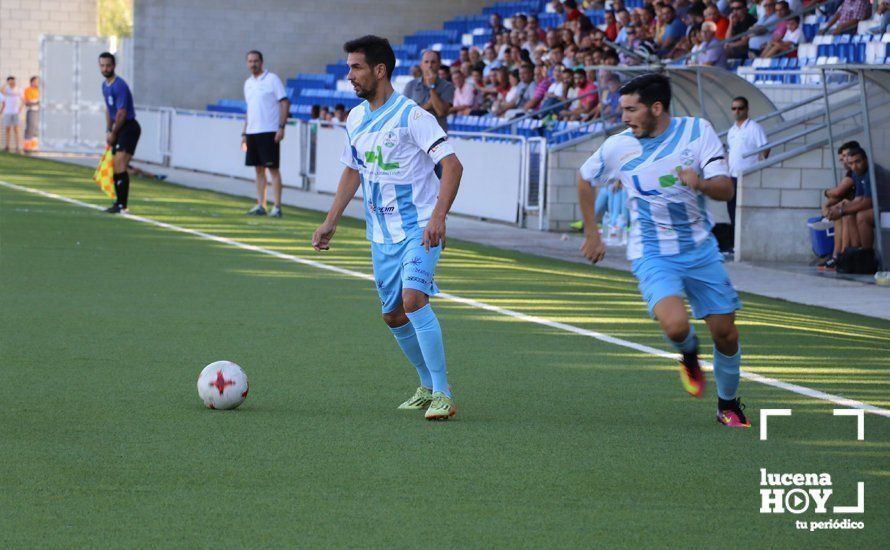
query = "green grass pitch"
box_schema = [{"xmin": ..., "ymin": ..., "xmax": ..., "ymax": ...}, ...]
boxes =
[{"xmin": 1, "ymin": 153, "xmax": 888, "ymax": 547}]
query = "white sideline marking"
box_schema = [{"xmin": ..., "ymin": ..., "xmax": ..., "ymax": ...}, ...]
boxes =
[{"xmin": 3, "ymin": 179, "xmax": 889, "ymax": 418}]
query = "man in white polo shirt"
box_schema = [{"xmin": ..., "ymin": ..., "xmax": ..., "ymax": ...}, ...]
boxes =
[
  {"xmin": 242, "ymin": 50, "xmax": 290, "ymax": 217},
  {"xmin": 726, "ymin": 96, "xmax": 769, "ymax": 251}
]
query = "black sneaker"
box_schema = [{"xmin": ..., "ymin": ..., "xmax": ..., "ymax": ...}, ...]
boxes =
[
  {"xmin": 105, "ymin": 203, "xmax": 124, "ymax": 214},
  {"xmin": 246, "ymin": 205, "xmax": 267, "ymax": 216},
  {"xmin": 717, "ymin": 397, "xmax": 750, "ymax": 428}
]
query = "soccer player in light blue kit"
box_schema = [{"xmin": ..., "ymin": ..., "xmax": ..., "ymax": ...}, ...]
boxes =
[
  {"xmin": 312, "ymin": 36, "xmax": 463, "ymax": 420},
  {"xmin": 577, "ymin": 73, "xmax": 750, "ymax": 428}
]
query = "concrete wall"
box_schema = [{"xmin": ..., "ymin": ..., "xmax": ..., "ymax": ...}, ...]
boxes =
[
  {"xmin": 0, "ymin": 0, "xmax": 97, "ymax": 149},
  {"xmin": 545, "ymin": 138, "xmax": 602, "ymax": 232},
  {"xmin": 133, "ymin": 0, "xmax": 492, "ymax": 110}
]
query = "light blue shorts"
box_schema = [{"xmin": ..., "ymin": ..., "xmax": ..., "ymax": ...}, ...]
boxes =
[
  {"xmin": 631, "ymin": 239, "xmax": 742, "ymax": 320},
  {"xmin": 371, "ymin": 235, "xmax": 441, "ymax": 314}
]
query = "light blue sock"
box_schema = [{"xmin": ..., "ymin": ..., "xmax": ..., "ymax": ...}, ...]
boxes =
[
  {"xmin": 713, "ymin": 345, "xmax": 741, "ymax": 400},
  {"xmin": 390, "ymin": 322, "xmax": 432, "ymax": 389},
  {"xmin": 405, "ymin": 304, "xmax": 450, "ymax": 396},
  {"xmin": 666, "ymin": 325, "xmax": 698, "ymax": 354}
]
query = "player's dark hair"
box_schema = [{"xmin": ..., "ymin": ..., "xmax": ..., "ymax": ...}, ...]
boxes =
[
  {"xmin": 344, "ymin": 35, "xmax": 396, "ymax": 79},
  {"xmin": 98, "ymin": 51, "xmax": 116, "ymax": 65},
  {"xmin": 30, "ymin": 76, "xmax": 38, "ymax": 84},
  {"xmin": 619, "ymin": 72, "xmax": 671, "ymax": 110},
  {"xmin": 6, "ymin": 76, "xmax": 13, "ymax": 81},
  {"xmin": 846, "ymin": 147, "xmax": 868, "ymax": 162},
  {"xmin": 732, "ymin": 96, "xmax": 749, "ymax": 109},
  {"xmin": 839, "ymin": 140, "xmax": 860, "ymax": 154},
  {"xmin": 334, "ymin": 103, "xmax": 345, "ymax": 111},
  {"xmin": 246, "ymin": 50, "xmax": 263, "ymax": 62}
]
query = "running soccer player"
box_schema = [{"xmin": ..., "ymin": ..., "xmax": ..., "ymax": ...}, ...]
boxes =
[
  {"xmin": 312, "ymin": 35, "xmax": 463, "ymax": 421},
  {"xmin": 99, "ymin": 52, "xmax": 141, "ymax": 214},
  {"xmin": 577, "ymin": 73, "xmax": 749, "ymax": 428}
]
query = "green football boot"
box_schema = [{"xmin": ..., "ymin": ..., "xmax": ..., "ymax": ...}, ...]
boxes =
[
  {"xmin": 424, "ymin": 392, "xmax": 456, "ymax": 421},
  {"xmin": 397, "ymin": 386, "xmax": 433, "ymax": 410}
]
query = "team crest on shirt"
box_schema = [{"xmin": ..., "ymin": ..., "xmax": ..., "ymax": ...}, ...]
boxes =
[
  {"xmin": 383, "ymin": 131, "xmax": 398, "ymax": 148},
  {"xmin": 680, "ymin": 148, "xmax": 695, "ymax": 167},
  {"xmin": 413, "ymin": 110, "xmax": 423, "ymax": 120}
]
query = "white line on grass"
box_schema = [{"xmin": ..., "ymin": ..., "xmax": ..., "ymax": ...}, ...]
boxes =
[{"xmin": 3, "ymin": 179, "xmax": 888, "ymax": 418}]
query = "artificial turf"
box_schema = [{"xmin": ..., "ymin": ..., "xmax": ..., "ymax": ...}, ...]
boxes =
[{"xmin": 1, "ymin": 152, "xmax": 888, "ymax": 547}]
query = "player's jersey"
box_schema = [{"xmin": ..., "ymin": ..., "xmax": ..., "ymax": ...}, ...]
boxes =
[
  {"xmin": 340, "ymin": 92, "xmax": 454, "ymax": 244},
  {"xmin": 580, "ymin": 116, "xmax": 729, "ymax": 260}
]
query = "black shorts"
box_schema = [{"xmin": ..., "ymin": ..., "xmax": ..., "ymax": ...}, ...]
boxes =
[
  {"xmin": 113, "ymin": 120, "xmax": 141, "ymax": 155},
  {"xmin": 245, "ymin": 132, "xmax": 280, "ymax": 168}
]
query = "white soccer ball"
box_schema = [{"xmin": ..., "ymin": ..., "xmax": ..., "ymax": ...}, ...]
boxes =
[{"xmin": 197, "ymin": 361, "xmax": 249, "ymax": 410}]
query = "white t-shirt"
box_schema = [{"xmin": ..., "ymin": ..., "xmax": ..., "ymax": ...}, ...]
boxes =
[
  {"xmin": 546, "ymin": 81, "xmax": 565, "ymax": 97},
  {"xmin": 782, "ymin": 26, "xmax": 803, "ymax": 45},
  {"xmin": 580, "ymin": 117, "xmax": 729, "ymax": 260},
  {"xmin": 243, "ymin": 71, "xmax": 287, "ymax": 134},
  {"xmin": 1, "ymin": 87, "xmax": 23, "ymax": 114},
  {"xmin": 340, "ymin": 92, "xmax": 456, "ymax": 244},
  {"xmin": 727, "ymin": 118, "xmax": 768, "ymax": 177}
]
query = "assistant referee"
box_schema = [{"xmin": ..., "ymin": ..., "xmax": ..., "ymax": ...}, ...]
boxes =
[
  {"xmin": 100, "ymin": 52, "xmax": 141, "ymax": 214},
  {"xmin": 242, "ymin": 50, "xmax": 290, "ymax": 218}
]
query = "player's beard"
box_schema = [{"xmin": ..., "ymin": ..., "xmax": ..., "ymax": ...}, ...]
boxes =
[
  {"xmin": 355, "ymin": 80, "xmax": 376, "ymax": 101},
  {"xmin": 639, "ymin": 108, "xmax": 659, "ymax": 138}
]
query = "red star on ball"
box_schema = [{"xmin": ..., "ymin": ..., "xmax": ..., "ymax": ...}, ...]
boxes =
[{"xmin": 211, "ymin": 370, "xmax": 236, "ymax": 395}]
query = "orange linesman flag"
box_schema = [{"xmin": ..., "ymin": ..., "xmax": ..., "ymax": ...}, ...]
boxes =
[{"xmin": 93, "ymin": 147, "xmax": 116, "ymax": 199}]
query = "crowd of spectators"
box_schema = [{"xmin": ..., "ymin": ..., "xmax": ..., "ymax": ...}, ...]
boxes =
[
  {"xmin": 403, "ymin": 0, "xmax": 876, "ymax": 124},
  {"xmin": 304, "ymin": 0, "xmax": 880, "ymax": 127}
]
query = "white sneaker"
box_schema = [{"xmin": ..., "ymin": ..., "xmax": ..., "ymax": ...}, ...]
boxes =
[{"xmin": 269, "ymin": 205, "xmax": 282, "ymax": 218}]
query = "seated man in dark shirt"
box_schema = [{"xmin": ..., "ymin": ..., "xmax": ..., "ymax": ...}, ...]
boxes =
[{"xmin": 724, "ymin": 0, "xmax": 759, "ymax": 59}]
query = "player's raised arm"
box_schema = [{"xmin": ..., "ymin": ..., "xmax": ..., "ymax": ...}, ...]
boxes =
[{"xmin": 313, "ymin": 166, "xmax": 361, "ymax": 251}]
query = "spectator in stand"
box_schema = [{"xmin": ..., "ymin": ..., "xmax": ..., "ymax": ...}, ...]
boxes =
[
  {"xmin": 615, "ymin": 9, "xmax": 632, "ymax": 45},
  {"xmin": 869, "ymin": 0, "xmax": 889, "ymax": 35},
  {"xmin": 548, "ymin": 45, "xmax": 566, "ymax": 78},
  {"xmin": 332, "ymin": 103, "xmax": 347, "ymax": 123},
  {"xmin": 482, "ymin": 45, "xmax": 501, "ymax": 77},
  {"xmin": 497, "ymin": 64, "xmax": 535, "ymax": 117},
  {"xmin": 769, "ymin": 1, "xmax": 792, "ymax": 43},
  {"xmin": 657, "ymin": 5, "xmax": 687, "ymax": 55},
  {"xmin": 438, "ymin": 64, "xmax": 452, "ymax": 83},
  {"xmin": 524, "ymin": 64, "xmax": 553, "ymax": 113},
  {"xmin": 821, "ymin": 0, "xmax": 872, "ymax": 35},
  {"xmin": 817, "ymin": 141, "xmax": 859, "ymax": 271},
  {"xmin": 565, "ymin": 0, "xmax": 583, "ymax": 22},
  {"xmin": 468, "ymin": 47, "xmax": 482, "ymax": 68},
  {"xmin": 592, "ymin": 73, "xmax": 623, "ymax": 122},
  {"xmin": 689, "ymin": 21, "xmax": 728, "ymax": 66},
  {"xmin": 684, "ymin": 24, "xmax": 706, "ymax": 61},
  {"xmin": 705, "ymin": 3, "xmax": 731, "ymax": 39},
  {"xmin": 827, "ymin": 147, "xmax": 876, "ymax": 262},
  {"xmin": 639, "ymin": 5, "xmax": 658, "ymax": 39},
  {"xmin": 604, "ymin": 10, "xmax": 620, "ymax": 41},
  {"xmin": 619, "ymin": 23, "xmax": 643, "ymax": 62},
  {"xmin": 724, "ymin": 0, "xmax": 759, "ymax": 59},
  {"xmin": 561, "ymin": 69, "xmax": 598, "ymax": 120},
  {"xmin": 403, "ymin": 50, "xmax": 454, "ymax": 131},
  {"xmin": 452, "ymin": 47, "xmax": 471, "ymax": 71},
  {"xmin": 540, "ymin": 64, "xmax": 568, "ymax": 113},
  {"xmin": 489, "ymin": 12, "xmax": 506, "ymax": 35},
  {"xmin": 410, "ymin": 65, "xmax": 422, "ymax": 79},
  {"xmin": 760, "ymin": 15, "xmax": 802, "ymax": 57},
  {"xmin": 450, "ymin": 70, "xmax": 480, "ymax": 115},
  {"xmin": 747, "ymin": 0, "xmax": 780, "ymax": 56},
  {"xmin": 528, "ymin": 15, "xmax": 548, "ymax": 41}
]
